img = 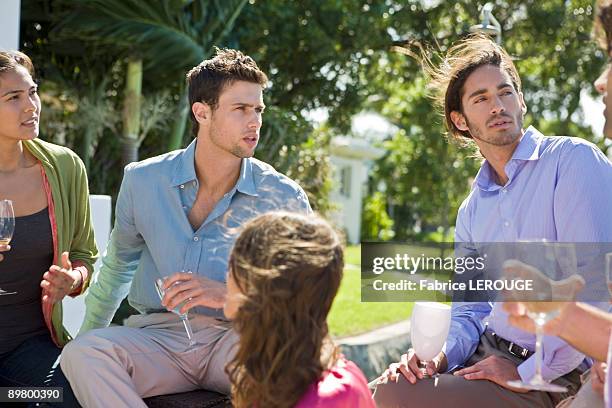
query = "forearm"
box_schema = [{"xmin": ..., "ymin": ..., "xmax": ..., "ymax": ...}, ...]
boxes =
[
  {"xmin": 81, "ymin": 285, "xmax": 128, "ymax": 332},
  {"xmin": 82, "ymin": 255, "xmax": 137, "ymax": 329},
  {"xmin": 68, "ymin": 156, "xmax": 99, "ymax": 283},
  {"xmin": 558, "ymin": 302, "xmax": 612, "ymax": 361},
  {"xmin": 67, "ymin": 261, "xmax": 89, "ymax": 296},
  {"xmin": 80, "ymin": 165, "xmax": 141, "ymax": 333},
  {"xmin": 443, "ymin": 302, "xmax": 490, "ymax": 371}
]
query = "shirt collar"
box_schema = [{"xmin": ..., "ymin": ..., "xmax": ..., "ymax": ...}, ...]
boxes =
[
  {"xmin": 170, "ymin": 139, "xmax": 258, "ymax": 197},
  {"xmin": 171, "ymin": 139, "xmax": 198, "ymax": 187},
  {"xmin": 509, "ymin": 126, "xmax": 542, "ymax": 162},
  {"xmin": 235, "ymin": 158, "xmax": 258, "ymax": 197},
  {"xmin": 474, "ymin": 126, "xmax": 543, "ymax": 191}
]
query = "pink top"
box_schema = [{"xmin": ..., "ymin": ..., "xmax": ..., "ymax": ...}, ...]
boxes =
[{"xmin": 295, "ymin": 359, "xmax": 375, "ymax": 408}]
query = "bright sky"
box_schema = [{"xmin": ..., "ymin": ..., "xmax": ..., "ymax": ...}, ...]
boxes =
[{"xmin": 581, "ymin": 91, "xmax": 606, "ymax": 137}]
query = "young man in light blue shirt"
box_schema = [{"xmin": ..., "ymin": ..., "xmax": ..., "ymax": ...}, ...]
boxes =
[
  {"xmin": 375, "ymin": 35, "xmax": 612, "ymax": 408},
  {"xmin": 60, "ymin": 49, "xmax": 311, "ymax": 408}
]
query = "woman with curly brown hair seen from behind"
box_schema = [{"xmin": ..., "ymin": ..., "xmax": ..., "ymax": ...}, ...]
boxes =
[{"xmin": 223, "ymin": 212, "xmax": 375, "ymax": 408}]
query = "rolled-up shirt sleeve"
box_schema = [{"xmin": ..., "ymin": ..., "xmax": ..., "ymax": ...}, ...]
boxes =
[{"xmin": 80, "ymin": 164, "xmax": 145, "ymax": 334}]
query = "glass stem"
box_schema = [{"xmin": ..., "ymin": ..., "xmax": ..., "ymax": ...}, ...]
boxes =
[
  {"xmin": 533, "ymin": 318, "xmax": 544, "ymax": 383},
  {"xmin": 180, "ymin": 315, "xmax": 196, "ymax": 346},
  {"xmin": 420, "ymin": 360, "xmax": 430, "ymax": 377}
]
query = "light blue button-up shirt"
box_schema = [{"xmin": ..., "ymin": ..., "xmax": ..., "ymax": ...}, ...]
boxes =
[
  {"xmin": 445, "ymin": 126, "xmax": 612, "ymax": 382},
  {"xmin": 81, "ymin": 140, "xmax": 311, "ymax": 332}
]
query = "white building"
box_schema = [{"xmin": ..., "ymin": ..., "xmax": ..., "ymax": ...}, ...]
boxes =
[
  {"xmin": 0, "ymin": 0, "xmax": 20, "ymax": 51},
  {"xmin": 329, "ymin": 136, "xmax": 384, "ymax": 244}
]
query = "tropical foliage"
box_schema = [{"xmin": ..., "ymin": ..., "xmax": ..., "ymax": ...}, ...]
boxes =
[{"xmin": 18, "ymin": 0, "xmax": 608, "ymax": 233}]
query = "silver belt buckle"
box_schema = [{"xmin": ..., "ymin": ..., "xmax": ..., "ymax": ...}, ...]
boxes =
[{"xmin": 508, "ymin": 341, "xmax": 529, "ymax": 358}]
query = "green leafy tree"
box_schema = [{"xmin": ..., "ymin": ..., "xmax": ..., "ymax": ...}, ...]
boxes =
[
  {"xmin": 54, "ymin": 0, "xmax": 248, "ymax": 164},
  {"xmin": 20, "ymin": 0, "xmax": 608, "ymax": 229},
  {"xmin": 362, "ymin": 191, "xmax": 395, "ymax": 241},
  {"xmin": 358, "ymin": 0, "xmax": 606, "ymax": 240},
  {"xmin": 22, "ymin": 18, "xmax": 125, "ymax": 175}
]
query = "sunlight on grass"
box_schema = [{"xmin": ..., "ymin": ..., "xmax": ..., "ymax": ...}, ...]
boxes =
[
  {"xmin": 329, "ymin": 245, "xmax": 413, "ymax": 337},
  {"xmin": 344, "ymin": 244, "xmax": 361, "ymax": 266}
]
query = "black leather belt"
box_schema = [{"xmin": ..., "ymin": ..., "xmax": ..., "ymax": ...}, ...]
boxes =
[{"xmin": 490, "ymin": 331, "xmax": 534, "ymax": 360}]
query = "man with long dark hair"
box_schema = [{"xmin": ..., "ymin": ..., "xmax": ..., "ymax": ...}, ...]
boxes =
[{"xmin": 374, "ymin": 34, "xmax": 612, "ymax": 408}]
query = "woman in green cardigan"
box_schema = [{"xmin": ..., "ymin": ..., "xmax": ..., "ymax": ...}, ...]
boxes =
[{"xmin": 0, "ymin": 51, "xmax": 97, "ymax": 407}]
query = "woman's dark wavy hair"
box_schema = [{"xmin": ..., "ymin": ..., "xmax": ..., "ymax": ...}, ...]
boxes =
[{"xmin": 225, "ymin": 212, "xmax": 344, "ymax": 408}]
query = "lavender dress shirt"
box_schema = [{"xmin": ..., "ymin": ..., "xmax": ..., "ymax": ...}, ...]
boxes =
[{"xmin": 445, "ymin": 126, "xmax": 612, "ymax": 383}]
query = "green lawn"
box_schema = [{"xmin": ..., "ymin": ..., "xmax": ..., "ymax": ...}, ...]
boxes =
[
  {"xmin": 329, "ymin": 244, "xmax": 413, "ymax": 338},
  {"xmin": 344, "ymin": 244, "xmax": 361, "ymax": 267}
]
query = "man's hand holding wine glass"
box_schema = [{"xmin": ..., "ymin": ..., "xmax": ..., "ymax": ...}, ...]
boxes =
[
  {"xmin": 381, "ymin": 349, "xmax": 447, "ymax": 384},
  {"xmin": 379, "ymin": 302, "xmax": 451, "ymax": 385},
  {"xmin": 161, "ymin": 272, "xmax": 227, "ymax": 314}
]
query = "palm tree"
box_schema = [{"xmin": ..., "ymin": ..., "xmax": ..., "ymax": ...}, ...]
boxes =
[{"xmin": 56, "ymin": 0, "xmax": 248, "ymax": 165}]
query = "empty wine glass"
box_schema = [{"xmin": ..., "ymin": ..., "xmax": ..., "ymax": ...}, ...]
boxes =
[
  {"xmin": 368, "ymin": 301, "xmax": 451, "ymax": 388},
  {"xmin": 155, "ymin": 278, "xmax": 197, "ymax": 347},
  {"xmin": 0, "ymin": 199, "xmax": 15, "ymax": 246},
  {"xmin": 410, "ymin": 301, "xmax": 452, "ymax": 378},
  {"xmin": 505, "ymin": 242, "xmax": 578, "ymax": 393},
  {"xmin": 0, "ymin": 199, "xmax": 16, "ymax": 296}
]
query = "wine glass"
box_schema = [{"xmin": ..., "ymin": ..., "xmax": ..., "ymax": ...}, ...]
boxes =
[
  {"xmin": 155, "ymin": 277, "xmax": 197, "ymax": 347},
  {"xmin": 367, "ymin": 301, "xmax": 451, "ymax": 389},
  {"xmin": 0, "ymin": 200, "xmax": 16, "ymax": 296},
  {"xmin": 504, "ymin": 242, "xmax": 579, "ymax": 393},
  {"xmin": 410, "ymin": 301, "xmax": 452, "ymax": 378},
  {"xmin": 0, "ymin": 199, "xmax": 15, "ymax": 246}
]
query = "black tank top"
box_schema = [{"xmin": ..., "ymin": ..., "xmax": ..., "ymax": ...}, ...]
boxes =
[{"xmin": 0, "ymin": 207, "xmax": 53, "ymax": 357}]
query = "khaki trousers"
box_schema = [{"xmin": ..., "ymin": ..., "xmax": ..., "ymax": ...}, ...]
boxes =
[
  {"xmin": 60, "ymin": 313, "xmax": 237, "ymax": 408},
  {"xmin": 373, "ymin": 330, "xmax": 582, "ymax": 408}
]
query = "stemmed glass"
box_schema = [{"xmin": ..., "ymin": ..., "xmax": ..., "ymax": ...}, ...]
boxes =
[
  {"xmin": 410, "ymin": 301, "xmax": 452, "ymax": 378},
  {"xmin": 155, "ymin": 278, "xmax": 197, "ymax": 347},
  {"xmin": 0, "ymin": 200, "xmax": 16, "ymax": 296},
  {"xmin": 368, "ymin": 301, "xmax": 451, "ymax": 388},
  {"xmin": 504, "ymin": 242, "xmax": 579, "ymax": 393}
]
